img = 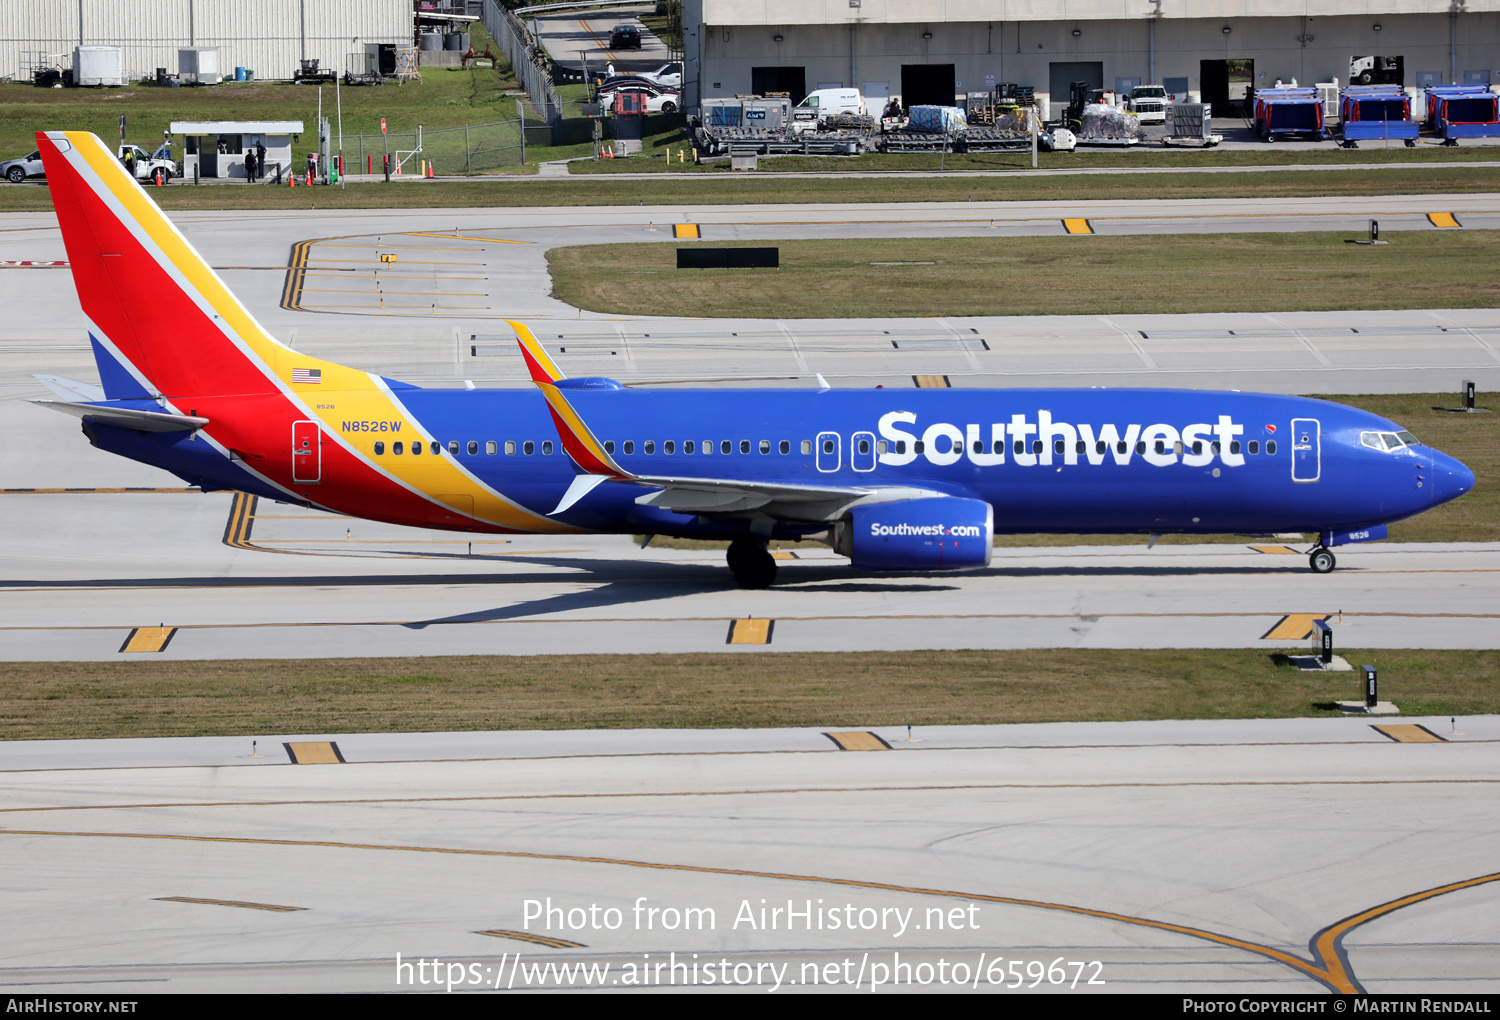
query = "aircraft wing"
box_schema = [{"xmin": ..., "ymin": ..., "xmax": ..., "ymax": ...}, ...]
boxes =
[
  {"xmin": 509, "ymin": 321, "xmax": 943, "ymax": 521},
  {"xmin": 32, "ymin": 400, "xmax": 208, "ymax": 433}
]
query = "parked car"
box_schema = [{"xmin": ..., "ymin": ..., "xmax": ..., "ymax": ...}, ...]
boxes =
[
  {"xmin": 2, "ymin": 150, "xmax": 45, "ymax": 183},
  {"xmin": 610, "ymin": 24, "xmax": 642, "ymax": 49},
  {"xmin": 117, "ymin": 143, "xmax": 179, "ymax": 185},
  {"xmin": 640, "ymin": 62, "xmax": 682, "ymax": 88},
  {"xmin": 1126, "ymin": 85, "xmax": 1169, "ymax": 124},
  {"xmin": 603, "ymin": 82, "xmax": 681, "ymax": 114},
  {"xmin": 789, "ymin": 87, "xmax": 866, "ymax": 133}
]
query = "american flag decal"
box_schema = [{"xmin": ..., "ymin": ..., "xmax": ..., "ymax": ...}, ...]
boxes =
[{"xmin": 292, "ymin": 368, "xmax": 322, "ymax": 384}]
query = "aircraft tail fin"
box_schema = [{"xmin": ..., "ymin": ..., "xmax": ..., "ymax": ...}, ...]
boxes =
[
  {"xmin": 508, "ymin": 320, "xmax": 630, "ymax": 480},
  {"xmin": 38, "ymin": 131, "xmax": 285, "ymax": 400}
]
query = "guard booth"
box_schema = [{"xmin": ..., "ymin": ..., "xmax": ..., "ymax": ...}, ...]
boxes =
[{"xmin": 169, "ymin": 120, "xmax": 303, "ymax": 179}]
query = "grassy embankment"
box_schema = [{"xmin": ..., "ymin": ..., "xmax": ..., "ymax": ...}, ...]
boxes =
[
  {"xmin": 552, "ymin": 231, "xmax": 1500, "ymax": 318},
  {"xmin": 2, "ymin": 649, "xmax": 1495, "ymax": 740}
]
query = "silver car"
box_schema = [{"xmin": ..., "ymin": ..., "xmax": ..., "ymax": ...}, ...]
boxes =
[{"xmin": 2, "ymin": 150, "xmax": 45, "ymax": 183}]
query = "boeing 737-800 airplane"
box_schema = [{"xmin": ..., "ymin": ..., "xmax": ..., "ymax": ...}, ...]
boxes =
[{"xmin": 30, "ymin": 131, "xmax": 1474, "ymax": 587}]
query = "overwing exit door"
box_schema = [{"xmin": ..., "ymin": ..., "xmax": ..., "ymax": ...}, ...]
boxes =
[
  {"xmin": 1291, "ymin": 418, "xmax": 1320, "ymax": 483},
  {"xmin": 292, "ymin": 420, "xmax": 322, "ymax": 483}
]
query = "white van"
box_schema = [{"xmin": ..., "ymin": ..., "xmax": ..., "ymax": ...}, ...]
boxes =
[{"xmin": 789, "ymin": 88, "xmax": 864, "ymax": 132}]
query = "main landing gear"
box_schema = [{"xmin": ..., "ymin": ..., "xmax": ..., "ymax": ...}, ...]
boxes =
[
  {"xmin": 1308, "ymin": 547, "xmax": 1337, "ymax": 574},
  {"xmin": 727, "ymin": 537, "xmax": 778, "ymax": 589}
]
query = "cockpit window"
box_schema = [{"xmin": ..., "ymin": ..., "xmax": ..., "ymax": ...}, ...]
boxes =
[{"xmin": 1362, "ymin": 430, "xmax": 1417, "ymax": 451}]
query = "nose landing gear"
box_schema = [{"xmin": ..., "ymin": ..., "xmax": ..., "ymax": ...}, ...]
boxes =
[
  {"xmin": 1308, "ymin": 547, "xmax": 1337, "ymax": 574},
  {"xmin": 727, "ymin": 537, "xmax": 778, "ymax": 588}
]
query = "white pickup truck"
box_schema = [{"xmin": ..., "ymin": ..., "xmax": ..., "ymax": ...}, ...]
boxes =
[
  {"xmin": 117, "ymin": 143, "xmax": 179, "ymax": 185},
  {"xmin": 1126, "ymin": 85, "xmax": 1169, "ymax": 125}
]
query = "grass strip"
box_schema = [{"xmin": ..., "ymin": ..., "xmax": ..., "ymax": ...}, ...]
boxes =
[
  {"xmin": 1, "ymin": 166, "xmax": 1497, "ymax": 213},
  {"xmin": 549, "ymin": 231, "xmax": 1500, "ymax": 318},
  {"xmin": 1, "ymin": 649, "xmax": 1493, "ymax": 741}
]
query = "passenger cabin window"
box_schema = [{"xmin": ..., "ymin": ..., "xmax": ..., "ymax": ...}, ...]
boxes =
[
  {"xmin": 1248, "ymin": 440, "xmax": 1259, "ymax": 455},
  {"xmin": 878, "ymin": 440, "xmax": 888, "ymax": 454},
  {"xmin": 644, "ymin": 441, "xmax": 655, "ymax": 455},
  {"xmin": 1134, "ymin": 441, "xmax": 1146, "ymax": 455},
  {"xmin": 1230, "ymin": 441, "xmax": 1241, "ymax": 455},
  {"xmin": 393, "ymin": 441, "xmax": 404, "ymax": 455},
  {"xmin": 1266, "ymin": 441, "xmax": 1277, "ymax": 455},
  {"xmin": 895, "ymin": 441, "xmax": 906, "ymax": 454},
  {"xmin": 740, "ymin": 440, "xmax": 751, "ymax": 454},
  {"xmin": 449, "ymin": 441, "xmax": 459, "ymax": 455},
  {"xmin": 505, "ymin": 441, "xmax": 516, "ymax": 455},
  {"xmin": 780, "ymin": 440, "xmax": 791, "ymax": 454},
  {"xmin": 685, "ymin": 440, "xmax": 696, "ymax": 454},
  {"xmin": 374, "ymin": 441, "xmax": 385, "ymax": 455},
  {"xmin": 760, "ymin": 440, "xmax": 770, "ymax": 454},
  {"xmin": 1032, "ymin": 440, "xmax": 1043, "ymax": 454},
  {"xmin": 486, "ymin": 441, "xmax": 497, "ymax": 455},
  {"xmin": 914, "ymin": 441, "xmax": 925, "ymax": 454},
  {"xmin": 801, "ymin": 440, "xmax": 812, "ymax": 455},
  {"xmin": 1075, "ymin": 441, "xmax": 1086, "ymax": 455},
  {"xmin": 523, "ymin": 441, "xmax": 534, "ymax": 455},
  {"xmin": 1056, "ymin": 440, "xmax": 1067, "ymax": 455},
  {"xmin": 604, "ymin": 441, "xmax": 615, "ymax": 454},
  {"xmin": 542, "ymin": 441, "xmax": 553, "ymax": 455},
  {"xmin": 467, "ymin": 441, "xmax": 478, "ymax": 456},
  {"xmin": 721, "ymin": 440, "xmax": 732, "ymax": 455},
  {"xmin": 412, "ymin": 442, "xmax": 422, "ymax": 456},
  {"xmin": 665, "ymin": 440, "xmax": 675, "ymax": 454},
  {"xmin": 623, "ymin": 441, "xmax": 634, "ymax": 455}
]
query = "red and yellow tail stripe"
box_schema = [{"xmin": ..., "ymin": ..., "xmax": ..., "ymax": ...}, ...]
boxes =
[
  {"xmin": 40, "ymin": 131, "xmax": 568, "ymax": 533},
  {"xmin": 509, "ymin": 319, "xmax": 632, "ymax": 481}
]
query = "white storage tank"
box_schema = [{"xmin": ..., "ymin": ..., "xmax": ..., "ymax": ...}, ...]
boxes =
[
  {"xmin": 178, "ymin": 47, "xmax": 222, "ymax": 85},
  {"xmin": 73, "ymin": 45, "xmax": 123, "ymax": 86}
]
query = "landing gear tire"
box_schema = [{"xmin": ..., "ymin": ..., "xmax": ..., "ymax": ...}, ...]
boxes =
[
  {"xmin": 727, "ymin": 537, "xmax": 777, "ymax": 589},
  {"xmin": 1309, "ymin": 548, "xmax": 1336, "ymax": 574}
]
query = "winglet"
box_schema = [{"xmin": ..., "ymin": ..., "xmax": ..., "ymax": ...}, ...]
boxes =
[
  {"xmin": 509, "ymin": 319, "xmax": 565, "ymax": 384},
  {"xmin": 509, "ymin": 319, "xmax": 632, "ymax": 482}
]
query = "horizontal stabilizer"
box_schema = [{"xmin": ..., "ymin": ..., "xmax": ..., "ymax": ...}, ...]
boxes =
[
  {"xmin": 33, "ymin": 374, "xmax": 107, "ymax": 403},
  {"xmin": 33, "ymin": 400, "xmax": 209, "ymax": 433}
]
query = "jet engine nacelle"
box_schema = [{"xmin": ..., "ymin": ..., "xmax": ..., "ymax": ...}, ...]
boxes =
[{"xmin": 835, "ymin": 496, "xmax": 994, "ymax": 571}]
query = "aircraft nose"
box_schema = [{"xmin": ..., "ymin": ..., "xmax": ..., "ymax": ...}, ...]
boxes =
[{"xmin": 1429, "ymin": 450, "xmax": 1475, "ymax": 507}]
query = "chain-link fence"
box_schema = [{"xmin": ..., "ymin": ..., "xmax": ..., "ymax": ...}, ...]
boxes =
[
  {"xmin": 340, "ymin": 115, "xmax": 553, "ymax": 174},
  {"xmin": 481, "ymin": 0, "xmax": 563, "ymax": 142}
]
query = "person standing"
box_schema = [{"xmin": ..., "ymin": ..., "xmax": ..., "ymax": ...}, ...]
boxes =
[
  {"xmin": 245, "ymin": 147, "xmax": 257, "ymax": 183},
  {"xmin": 256, "ymin": 141, "xmax": 267, "ymax": 180}
]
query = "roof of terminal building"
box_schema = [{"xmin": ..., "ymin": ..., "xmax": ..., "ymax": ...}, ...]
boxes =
[{"xmin": 169, "ymin": 122, "xmax": 305, "ymax": 134}]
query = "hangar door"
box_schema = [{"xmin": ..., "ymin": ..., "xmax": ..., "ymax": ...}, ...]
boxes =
[
  {"xmin": 751, "ymin": 66, "xmax": 806, "ymax": 104},
  {"xmin": 901, "ymin": 64, "xmax": 955, "ymax": 107},
  {"xmin": 1049, "ymin": 62, "xmax": 1103, "ymax": 105}
]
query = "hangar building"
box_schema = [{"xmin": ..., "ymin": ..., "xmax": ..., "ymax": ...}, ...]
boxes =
[
  {"xmin": 0, "ymin": 0, "xmax": 413, "ymax": 83},
  {"xmin": 682, "ymin": 0, "xmax": 1500, "ymax": 117}
]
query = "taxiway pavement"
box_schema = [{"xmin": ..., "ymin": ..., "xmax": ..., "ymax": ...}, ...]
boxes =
[{"xmin": 0, "ymin": 715, "xmax": 1494, "ymax": 993}]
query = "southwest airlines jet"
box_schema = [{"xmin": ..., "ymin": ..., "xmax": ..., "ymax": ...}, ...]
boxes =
[{"xmin": 31, "ymin": 131, "xmax": 1475, "ymax": 587}]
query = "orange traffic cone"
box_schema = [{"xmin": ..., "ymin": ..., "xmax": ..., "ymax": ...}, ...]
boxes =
[
  {"xmin": 288, "ymin": 172, "xmax": 296, "ymax": 188},
  {"xmin": 425, "ymin": 161, "xmax": 434, "ymax": 178}
]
